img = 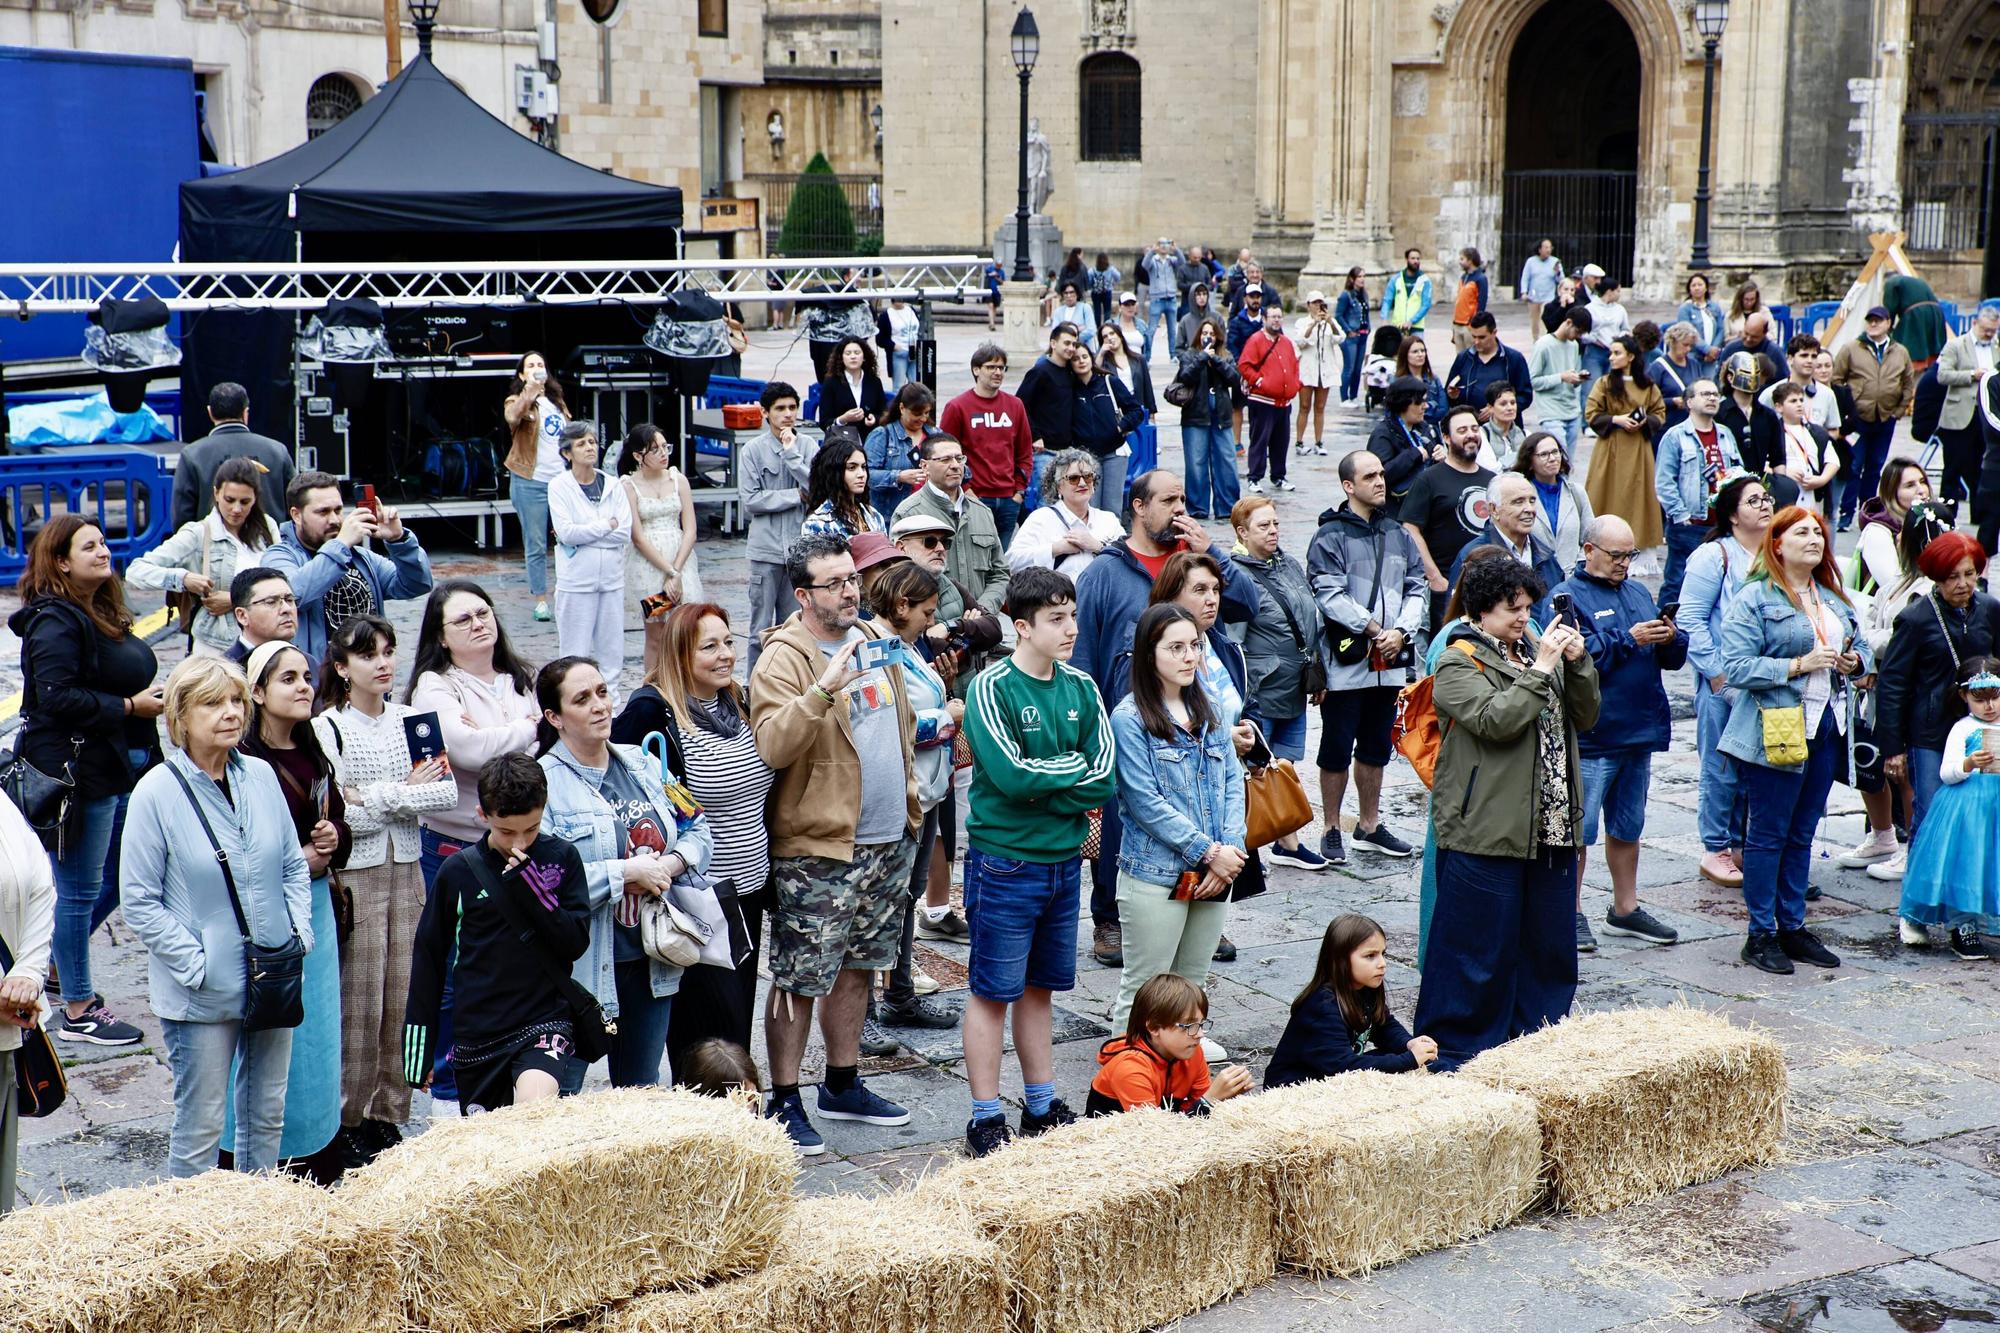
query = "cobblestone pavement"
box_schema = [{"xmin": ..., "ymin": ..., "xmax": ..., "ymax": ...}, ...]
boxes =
[{"xmin": 8, "ymin": 309, "xmax": 1999, "ymax": 1330}]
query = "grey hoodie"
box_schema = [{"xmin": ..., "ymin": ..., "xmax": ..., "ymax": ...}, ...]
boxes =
[
  {"xmin": 1305, "ymin": 503, "xmax": 1429, "ymax": 692},
  {"xmin": 740, "ymin": 427, "xmax": 819, "ymax": 565}
]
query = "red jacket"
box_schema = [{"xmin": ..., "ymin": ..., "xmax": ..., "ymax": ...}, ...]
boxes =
[
  {"xmin": 941, "ymin": 388, "xmax": 1035, "ymax": 500},
  {"xmin": 1238, "ymin": 331, "xmax": 1301, "ymax": 407}
]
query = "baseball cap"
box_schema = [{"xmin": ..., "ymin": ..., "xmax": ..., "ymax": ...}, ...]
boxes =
[
  {"xmin": 1119, "ymin": 291, "xmax": 1137, "ymax": 305},
  {"xmin": 1865, "ymin": 305, "xmax": 1891, "ymax": 321},
  {"xmin": 890, "ymin": 513, "xmax": 955, "ymax": 540},
  {"xmin": 1306, "ymin": 290, "xmax": 1328, "ymax": 305},
  {"xmin": 1580, "ymin": 263, "xmax": 1606, "ymax": 279},
  {"xmin": 848, "ymin": 532, "xmax": 907, "ymax": 572}
]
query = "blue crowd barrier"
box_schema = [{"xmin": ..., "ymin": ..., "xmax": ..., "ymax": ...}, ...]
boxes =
[
  {"xmin": 1767, "ymin": 304, "xmax": 1793, "ymax": 344},
  {"xmin": 1800, "ymin": 301, "xmax": 1841, "ymax": 339},
  {"xmin": 0, "ymin": 446, "xmax": 174, "ymax": 581}
]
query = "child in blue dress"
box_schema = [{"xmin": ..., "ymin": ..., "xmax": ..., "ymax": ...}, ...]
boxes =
[{"xmin": 1901, "ymin": 657, "xmax": 2000, "ymax": 960}]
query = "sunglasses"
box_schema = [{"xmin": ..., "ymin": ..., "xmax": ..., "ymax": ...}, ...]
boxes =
[{"xmin": 918, "ymin": 534, "xmax": 954, "ymax": 550}]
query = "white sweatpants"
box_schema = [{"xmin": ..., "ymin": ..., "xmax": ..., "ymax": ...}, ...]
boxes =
[{"xmin": 556, "ymin": 587, "xmax": 625, "ymax": 700}]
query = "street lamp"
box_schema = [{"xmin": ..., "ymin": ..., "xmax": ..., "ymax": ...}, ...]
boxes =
[
  {"xmin": 870, "ymin": 101, "xmax": 883, "ymax": 156},
  {"xmin": 1689, "ymin": 0, "xmax": 1729, "ymax": 270},
  {"xmin": 1009, "ymin": 7, "xmax": 1040, "ymax": 282},
  {"xmin": 408, "ymin": 0, "xmax": 440, "ymax": 58}
]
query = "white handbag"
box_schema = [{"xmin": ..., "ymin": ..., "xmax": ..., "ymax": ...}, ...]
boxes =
[{"xmin": 638, "ymin": 893, "xmax": 708, "ymax": 968}]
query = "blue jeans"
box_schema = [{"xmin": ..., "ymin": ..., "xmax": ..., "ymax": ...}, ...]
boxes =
[
  {"xmin": 1247, "ymin": 708, "xmax": 1309, "ymax": 764},
  {"xmin": 55, "ymin": 791, "xmax": 130, "ymax": 1005},
  {"xmin": 1737, "ymin": 711, "xmax": 1840, "ymax": 934},
  {"xmin": 1695, "ymin": 680, "xmax": 1746, "ymax": 853},
  {"xmin": 561, "ymin": 957, "xmax": 673, "ymax": 1092},
  {"xmin": 1580, "ymin": 343, "xmax": 1610, "ymax": 402},
  {"xmin": 1580, "ymin": 752, "xmax": 1652, "ymax": 844},
  {"xmin": 964, "ymin": 848, "xmax": 1082, "ymax": 1002},
  {"xmin": 1544, "ymin": 415, "xmax": 1582, "ymax": 452},
  {"xmin": 511, "ymin": 476, "xmax": 552, "ymax": 599},
  {"xmin": 1182, "ymin": 423, "xmax": 1240, "ymax": 519},
  {"xmin": 1843, "ymin": 418, "xmax": 1898, "ymax": 523},
  {"xmin": 420, "ymin": 826, "xmax": 463, "ymax": 1099},
  {"xmin": 891, "ymin": 349, "xmax": 918, "ymax": 388},
  {"xmin": 1089, "ymin": 801, "xmax": 1122, "ymax": 929},
  {"xmin": 1908, "ymin": 746, "xmax": 1945, "ymax": 832},
  {"xmin": 1340, "ymin": 335, "xmax": 1367, "ymax": 401},
  {"xmin": 1414, "ymin": 846, "xmax": 1578, "ymax": 1070},
  {"xmin": 1660, "ymin": 520, "xmax": 1708, "ymax": 606},
  {"xmin": 1145, "ymin": 299, "xmax": 1178, "ymax": 358},
  {"xmin": 985, "ymin": 495, "xmax": 1024, "ymax": 547},
  {"xmin": 160, "ymin": 1017, "xmax": 292, "ymax": 1177}
]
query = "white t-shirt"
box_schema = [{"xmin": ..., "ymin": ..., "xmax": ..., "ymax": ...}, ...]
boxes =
[{"xmin": 533, "ymin": 396, "xmax": 568, "ymax": 483}]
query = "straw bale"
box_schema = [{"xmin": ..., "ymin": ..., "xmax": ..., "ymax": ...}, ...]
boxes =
[
  {"xmin": 0, "ymin": 1170, "xmax": 396, "ymax": 1333},
  {"xmin": 1459, "ymin": 1007, "xmax": 1787, "ymax": 1216},
  {"xmin": 911, "ymin": 1108, "xmax": 1277, "ymax": 1333},
  {"xmin": 582, "ymin": 1195, "xmax": 1007, "ymax": 1333},
  {"xmin": 339, "ymin": 1086, "xmax": 797, "ymax": 1332},
  {"xmin": 1209, "ymin": 1071, "xmax": 1542, "ymax": 1276}
]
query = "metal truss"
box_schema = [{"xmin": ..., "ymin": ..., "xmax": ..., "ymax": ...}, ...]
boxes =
[{"xmin": 0, "ymin": 256, "xmax": 987, "ymax": 316}]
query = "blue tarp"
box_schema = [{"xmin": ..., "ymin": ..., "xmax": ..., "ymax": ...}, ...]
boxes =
[{"xmin": 6, "ymin": 393, "xmax": 173, "ymax": 446}]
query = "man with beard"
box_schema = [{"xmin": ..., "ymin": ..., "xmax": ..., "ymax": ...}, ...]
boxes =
[{"xmin": 1400, "ymin": 406, "xmax": 1495, "ymax": 631}]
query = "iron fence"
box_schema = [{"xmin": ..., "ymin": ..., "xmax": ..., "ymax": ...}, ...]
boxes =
[
  {"xmin": 1903, "ymin": 112, "xmax": 1999, "ymax": 254},
  {"xmin": 1500, "ymin": 170, "xmax": 1637, "ymax": 287},
  {"xmin": 745, "ymin": 172, "xmax": 883, "ymax": 253}
]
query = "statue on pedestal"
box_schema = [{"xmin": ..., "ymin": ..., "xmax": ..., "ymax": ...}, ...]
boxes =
[{"xmin": 1027, "ymin": 117, "xmax": 1053, "ymax": 214}]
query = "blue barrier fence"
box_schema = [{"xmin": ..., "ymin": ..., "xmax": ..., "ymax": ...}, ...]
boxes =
[{"xmin": 0, "ymin": 446, "xmax": 174, "ymax": 581}]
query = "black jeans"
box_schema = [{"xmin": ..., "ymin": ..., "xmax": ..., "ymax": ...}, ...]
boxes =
[{"xmin": 886, "ymin": 807, "xmax": 941, "ymax": 1007}]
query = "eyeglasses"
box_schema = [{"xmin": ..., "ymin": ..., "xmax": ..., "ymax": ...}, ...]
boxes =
[
  {"xmin": 1161, "ymin": 642, "xmax": 1204, "ymax": 658},
  {"xmin": 976, "ymin": 362, "xmax": 1008, "ymax": 374},
  {"xmin": 1172, "ymin": 1020, "xmax": 1209, "ymax": 1035},
  {"xmin": 917, "ymin": 534, "xmax": 954, "ymax": 551},
  {"xmin": 1063, "ymin": 473, "xmax": 1096, "ymax": 485},
  {"xmin": 1743, "ymin": 493, "xmax": 1776, "ymax": 508},
  {"xmin": 446, "ymin": 606, "xmax": 495, "ymax": 631},
  {"xmin": 929, "ymin": 454, "xmax": 966, "ymax": 466},
  {"xmin": 808, "ymin": 574, "xmax": 864, "ymax": 592},
  {"xmin": 1593, "ymin": 547, "xmax": 1640, "ymax": 562},
  {"xmin": 249, "ymin": 593, "xmax": 298, "ymax": 610}
]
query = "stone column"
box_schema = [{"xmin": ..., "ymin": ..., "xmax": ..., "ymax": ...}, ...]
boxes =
[
  {"xmin": 1706, "ymin": 0, "xmax": 1794, "ymax": 284},
  {"xmin": 1001, "ymin": 281, "xmax": 1047, "ymax": 361},
  {"xmin": 1297, "ymin": 0, "xmax": 1400, "ymax": 294}
]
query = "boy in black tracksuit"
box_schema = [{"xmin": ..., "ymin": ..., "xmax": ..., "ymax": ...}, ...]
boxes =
[{"xmin": 405, "ymin": 754, "xmax": 591, "ymax": 1114}]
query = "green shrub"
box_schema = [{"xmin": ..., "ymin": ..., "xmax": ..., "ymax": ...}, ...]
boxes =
[{"xmin": 777, "ymin": 153, "xmax": 858, "ymax": 257}]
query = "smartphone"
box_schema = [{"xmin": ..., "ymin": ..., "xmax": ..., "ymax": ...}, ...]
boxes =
[
  {"xmin": 1550, "ymin": 593, "xmax": 1576, "ymax": 629},
  {"xmin": 1658, "ymin": 601, "xmax": 1680, "ymax": 622},
  {"xmin": 358, "ymin": 483, "xmax": 380, "ymax": 517},
  {"xmin": 854, "ymin": 637, "xmax": 902, "ymax": 673},
  {"xmin": 530, "ymin": 367, "xmax": 548, "ymax": 383}
]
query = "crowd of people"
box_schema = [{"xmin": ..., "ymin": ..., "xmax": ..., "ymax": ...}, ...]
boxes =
[{"xmin": 0, "ymin": 255, "xmax": 1994, "ymax": 1204}]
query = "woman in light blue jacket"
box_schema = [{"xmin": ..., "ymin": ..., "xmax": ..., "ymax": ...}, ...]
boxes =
[
  {"xmin": 1717, "ymin": 506, "xmax": 1871, "ymax": 977},
  {"xmin": 120, "ymin": 657, "xmax": 313, "ymax": 1177},
  {"xmin": 1109, "ymin": 605, "xmax": 1246, "ymax": 1030},
  {"xmin": 535, "ymin": 656, "xmax": 712, "ymax": 1091},
  {"xmin": 1677, "ymin": 273, "xmax": 1726, "ymax": 381}
]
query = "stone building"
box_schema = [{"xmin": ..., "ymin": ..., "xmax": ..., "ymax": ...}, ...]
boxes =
[{"xmin": 882, "ymin": 0, "xmax": 1998, "ymax": 303}]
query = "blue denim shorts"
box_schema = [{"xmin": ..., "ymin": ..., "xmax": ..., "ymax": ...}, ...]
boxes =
[
  {"xmin": 963, "ymin": 848, "xmax": 1082, "ymax": 1003},
  {"xmin": 1258, "ymin": 710, "xmax": 1308, "ymax": 764},
  {"xmin": 1581, "ymin": 752, "xmax": 1653, "ymax": 845}
]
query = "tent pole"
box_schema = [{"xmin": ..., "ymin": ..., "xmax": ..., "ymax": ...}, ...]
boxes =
[{"xmin": 384, "ymin": 0, "xmax": 403, "ymax": 79}]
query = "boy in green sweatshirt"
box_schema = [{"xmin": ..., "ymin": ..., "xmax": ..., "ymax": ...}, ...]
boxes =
[{"xmin": 960, "ymin": 567, "xmax": 1118, "ymax": 1157}]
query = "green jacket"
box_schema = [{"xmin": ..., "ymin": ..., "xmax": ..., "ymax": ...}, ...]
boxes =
[
  {"xmin": 1430, "ymin": 626, "xmax": 1600, "ymax": 859},
  {"xmin": 891, "ymin": 484, "xmax": 1010, "ymax": 614},
  {"xmin": 964, "ymin": 657, "xmax": 1118, "ymax": 863}
]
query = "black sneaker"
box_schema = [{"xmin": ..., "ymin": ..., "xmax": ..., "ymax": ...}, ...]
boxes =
[
  {"xmin": 1741, "ymin": 931, "xmax": 1794, "ymax": 975},
  {"xmin": 1212, "ymin": 934, "xmax": 1237, "ymax": 963},
  {"xmin": 1320, "ymin": 828, "xmax": 1347, "ymax": 865},
  {"xmin": 1575, "ymin": 912, "xmax": 1598, "ymax": 954},
  {"xmin": 1779, "ymin": 927, "xmax": 1841, "ymax": 969},
  {"xmin": 1602, "ymin": 906, "xmax": 1680, "ymax": 946},
  {"xmin": 966, "ymin": 1115, "xmax": 1013, "ymax": 1158},
  {"xmin": 365, "ymin": 1120, "xmax": 404, "ymax": 1154},
  {"xmin": 880, "ymin": 995, "xmax": 963, "ymax": 1029},
  {"xmin": 1267, "ymin": 842, "xmax": 1328, "ymax": 871},
  {"xmin": 1351, "ymin": 823, "xmax": 1414, "ymax": 857},
  {"xmin": 1804, "ymin": 882, "xmax": 1824, "ymax": 902},
  {"xmin": 53, "ymin": 999, "xmax": 142, "ymax": 1046},
  {"xmin": 916, "ymin": 909, "xmax": 971, "ymax": 943},
  {"xmin": 1951, "ymin": 926, "xmax": 1991, "ymax": 962},
  {"xmin": 1020, "ymin": 1098, "xmax": 1078, "ymax": 1138},
  {"xmin": 859, "ymin": 1016, "xmax": 900, "ymax": 1057}
]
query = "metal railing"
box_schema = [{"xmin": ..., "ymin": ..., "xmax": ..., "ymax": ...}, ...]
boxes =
[
  {"xmin": 744, "ymin": 172, "xmax": 883, "ymax": 252},
  {"xmin": 1902, "ymin": 112, "xmax": 1998, "ymax": 254},
  {"xmin": 1500, "ymin": 170, "xmax": 1638, "ymax": 286}
]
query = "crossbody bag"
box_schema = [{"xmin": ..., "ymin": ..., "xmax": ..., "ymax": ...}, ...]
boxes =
[
  {"xmin": 1246, "ymin": 562, "xmax": 1328, "ymax": 694},
  {"xmin": 168, "ymin": 766, "xmax": 307, "ymax": 1031},
  {"xmin": 1330, "ymin": 533, "xmax": 1386, "ymax": 666},
  {"xmin": 0, "ymin": 930, "xmax": 67, "ymax": 1118}
]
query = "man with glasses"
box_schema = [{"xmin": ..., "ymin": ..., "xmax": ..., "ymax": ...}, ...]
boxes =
[
  {"xmin": 224, "ymin": 567, "xmax": 300, "ymax": 668},
  {"xmin": 1552, "ymin": 515, "xmax": 1687, "ymax": 952},
  {"xmin": 1447, "ymin": 472, "xmax": 1564, "ymax": 627},
  {"xmin": 889, "ymin": 434, "xmax": 1010, "ymax": 615},
  {"xmin": 941, "ymin": 343, "xmax": 1035, "ymax": 546},
  {"xmin": 748, "ymin": 532, "xmax": 921, "ymax": 1155},
  {"xmin": 1652, "ymin": 378, "xmax": 1742, "ymax": 604}
]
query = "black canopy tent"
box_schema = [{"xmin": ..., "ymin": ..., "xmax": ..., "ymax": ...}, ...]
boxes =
[{"xmin": 178, "ymin": 50, "xmax": 683, "ymax": 453}]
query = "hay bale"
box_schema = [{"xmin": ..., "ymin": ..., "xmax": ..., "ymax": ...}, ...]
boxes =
[
  {"xmin": 1209, "ymin": 1071, "xmax": 1542, "ymax": 1276},
  {"xmin": 1459, "ymin": 1007, "xmax": 1787, "ymax": 1216},
  {"xmin": 584, "ymin": 1195, "xmax": 1007, "ymax": 1333},
  {"xmin": 911, "ymin": 1109, "xmax": 1276, "ymax": 1333},
  {"xmin": 340, "ymin": 1086, "xmax": 797, "ymax": 1332},
  {"xmin": 0, "ymin": 1170, "xmax": 396, "ymax": 1333}
]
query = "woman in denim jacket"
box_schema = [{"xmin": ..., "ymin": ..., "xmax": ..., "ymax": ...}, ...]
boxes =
[
  {"xmin": 1109, "ymin": 605, "xmax": 1247, "ymax": 1032},
  {"xmin": 1718, "ymin": 506, "xmax": 1872, "ymax": 976},
  {"xmin": 534, "ymin": 656, "xmax": 712, "ymax": 1090}
]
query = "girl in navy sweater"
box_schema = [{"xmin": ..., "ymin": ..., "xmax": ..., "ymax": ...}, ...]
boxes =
[{"xmin": 1265, "ymin": 914, "xmax": 1437, "ymax": 1086}]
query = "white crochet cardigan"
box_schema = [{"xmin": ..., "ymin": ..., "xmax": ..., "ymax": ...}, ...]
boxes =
[{"xmin": 312, "ymin": 702, "xmax": 458, "ymax": 869}]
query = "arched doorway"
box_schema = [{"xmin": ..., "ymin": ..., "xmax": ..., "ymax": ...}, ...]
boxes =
[
  {"xmin": 1499, "ymin": 0, "xmax": 1642, "ymax": 285},
  {"xmin": 1903, "ymin": 0, "xmax": 2000, "ymax": 296}
]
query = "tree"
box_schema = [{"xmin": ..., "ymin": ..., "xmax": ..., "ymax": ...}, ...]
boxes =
[{"xmin": 777, "ymin": 152, "xmax": 858, "ymax": 257}]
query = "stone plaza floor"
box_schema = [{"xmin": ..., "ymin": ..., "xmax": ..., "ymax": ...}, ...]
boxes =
[{"xmin": 4, "ymin": 311, "xmax": 1998, "ymax": 1329}]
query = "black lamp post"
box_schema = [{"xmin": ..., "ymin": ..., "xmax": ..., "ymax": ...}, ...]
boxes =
[
  {"xmin": 1009, "ymin": 7, "xmax": 1041, "ymax": 283},
  {"xmin": 1690, "ymin": 0, "xmax": 1729, "ymax": 270},
  {"xmin": 408, "ymin": 0, "xmax": 440, "ymax": 58}
]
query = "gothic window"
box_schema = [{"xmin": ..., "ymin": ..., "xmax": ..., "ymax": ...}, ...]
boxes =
[
  {"xmin": 1079, "ymin": 53, "xmax": 1140, "ymax": 162},
  {"xmin": 306, "ymin": 74, "xmax": 364, "ymax": 140}
]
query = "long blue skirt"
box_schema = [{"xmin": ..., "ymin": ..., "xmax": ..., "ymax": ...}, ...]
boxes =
[{"xmin": 223, "ymin": 874, "xmax": 342, "ymax": 1161}]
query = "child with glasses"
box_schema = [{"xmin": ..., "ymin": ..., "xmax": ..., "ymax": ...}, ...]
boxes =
[{"xmin": 1085, "ymin": 972, "xmax": 1251, "ymax": 1116}]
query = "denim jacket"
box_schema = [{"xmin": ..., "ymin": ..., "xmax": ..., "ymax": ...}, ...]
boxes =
[
  {"xmin": 539, "ymin": 741, "xmax": 713, "ymax": 1013},
  {"xmin": 1110, "ymin": 697, "xmax": 1246, "ymax": 887},
  {"xmin": 1718, "ymin": 579, "xmax": 1874, "ymax": 772},
  {"xmin": 1653, "ymin": 419, "xmax": 1743, "ymax": 526}
]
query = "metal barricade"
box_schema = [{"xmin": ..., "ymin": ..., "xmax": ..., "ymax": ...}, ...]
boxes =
[{"xmin": 0, "ymin": 446, "xmax": 173, "ymax": 580}]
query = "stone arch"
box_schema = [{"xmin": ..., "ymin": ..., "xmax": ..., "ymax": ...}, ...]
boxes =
[{"xmin": 305, "ymin": 72, "xmax": 370, "ymax": 140}]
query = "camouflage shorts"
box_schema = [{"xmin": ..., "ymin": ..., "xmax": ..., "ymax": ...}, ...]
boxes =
[{"xmin": 769, "ymin": 838, "xmax": 920, "ymax": 998}]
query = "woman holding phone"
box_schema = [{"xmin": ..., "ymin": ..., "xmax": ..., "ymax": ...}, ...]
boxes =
[
  {"xmin": 312, "ymin": 616, "xmax": 456, "ymax": 1155},
  {"xmin": 503, "ymin": 352, "xmax": 570, "ymax": 624}
]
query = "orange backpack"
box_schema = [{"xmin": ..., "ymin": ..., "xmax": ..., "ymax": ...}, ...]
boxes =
[{"xmin": 1393, "ymin": 639, "xmax": 1483, "ymax": 790}]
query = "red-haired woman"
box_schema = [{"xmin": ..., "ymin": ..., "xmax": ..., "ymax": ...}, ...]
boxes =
[
  {"xmin": 1875, "ymin": 532, "xmax": 2000, "ymax": 882},
  {"xmin": 9, "ymin": 516, "xmax": 162, "ymax": 1047},
  {"xmin": 1717, "ymin": 507, "xmax": 1871, "ymax": 975}
]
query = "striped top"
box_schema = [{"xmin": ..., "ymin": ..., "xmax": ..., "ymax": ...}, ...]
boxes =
[{"xmin": 678, "ymin": 706, "xmax": 778, "ymax": 897}]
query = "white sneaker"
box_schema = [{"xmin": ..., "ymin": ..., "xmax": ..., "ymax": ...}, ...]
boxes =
[
  {"xmin": 1837, "ymin": 829, "xmax": 1900, "ymax": 868},
  {"xmin": 1276, "ymin": 479, "xmax": 1299, "ymax": 492},
  {"xmin": 1866, "ymin": 850, "xmax": 1907, "ymax": 881},
  {"xmin": 1899, "ymin": 917, "xmax": 1930, "ymax": 947},
  {"xmin": 1246, "ymin": 480, "xmax": 1266, "ymax": 495},
  {"xmin": 1200, "ymin": 1036, "xmax": 1228, "ymax": 1062},
  {"xmin": 913, "ymin": 969, "xmax": 940, "ymax": 995}
]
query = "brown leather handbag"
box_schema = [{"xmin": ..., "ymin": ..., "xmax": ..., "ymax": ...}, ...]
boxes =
[{"xmin": 1241, "ymin": 723, "xmax": 1312, "ymax": 849}]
